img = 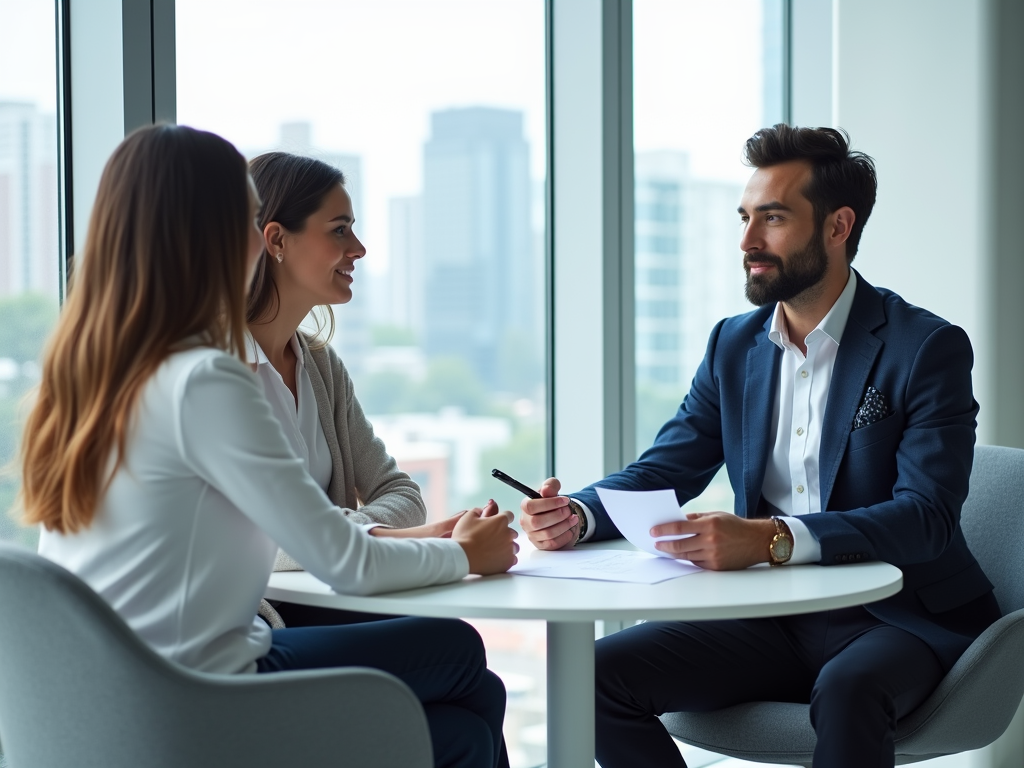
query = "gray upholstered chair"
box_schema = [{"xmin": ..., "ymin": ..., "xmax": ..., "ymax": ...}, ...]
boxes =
[
  {"xmin": 0, "ymin": 545, "xmax": 432, "ymax": 768},
  {"xmin": 660, "ymin": 444, "xmax": 1024, "ymax": 766}
]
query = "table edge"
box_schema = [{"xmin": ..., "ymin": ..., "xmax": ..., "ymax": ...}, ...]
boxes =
[{"xmin": 266, "ymin": 564, "xmax": 904, "ymax": 623}]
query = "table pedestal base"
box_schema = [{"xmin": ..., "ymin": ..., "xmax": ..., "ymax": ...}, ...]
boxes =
[{"xmin": 547, "ymin": 621, "xmax": 595, "ymax": 768}]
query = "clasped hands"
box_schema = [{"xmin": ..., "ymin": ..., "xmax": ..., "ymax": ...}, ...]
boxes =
[
  {"xmin": 519, "ymin": 478, "xmax": 777, "ymax": 571},
  {"xmin": 370, "ymin": 499, "xmax": 520, "ymax": 576}
]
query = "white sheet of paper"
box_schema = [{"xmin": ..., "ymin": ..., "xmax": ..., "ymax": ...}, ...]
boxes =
[
  {"xmin": 510, "ymin": 548, "xmax": 701, "ymax": 584},
  {"xmin": 595, "ymin": 487, "xmax": 694, "ymax": 558}
]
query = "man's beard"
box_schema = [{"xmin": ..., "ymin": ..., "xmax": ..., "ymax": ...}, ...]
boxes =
[{"xmin": 744, "ymin": 226, "xmax": 829, "ymax": 307}]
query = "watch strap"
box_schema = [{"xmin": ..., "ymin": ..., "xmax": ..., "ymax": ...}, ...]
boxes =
[{"xmin": 567, "ymin": 498, "xmax": 587, "ymax": 545}]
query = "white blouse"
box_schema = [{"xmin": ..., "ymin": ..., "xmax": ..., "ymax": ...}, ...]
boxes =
[
  {"xmin": 38, "ymin": 347, "xmax": 468, "ymax": 674},
  {"xmin": 246, "ymin": 333, "xmax": 332, "ymax": 492}
]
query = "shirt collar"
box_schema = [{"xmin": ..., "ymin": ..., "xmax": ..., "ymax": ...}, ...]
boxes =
[
  {"xmin": 768, "ymin": 269, "xmax": 857, "ymax": 351},
  {"xmin": 243, "ymin": 331, "xmax": 304, "ymax": 366}
]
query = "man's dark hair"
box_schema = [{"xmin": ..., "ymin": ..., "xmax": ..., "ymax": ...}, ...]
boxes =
[{"xmin": 744, "ymin": 124, "xmax": 877, "ymax": 261}]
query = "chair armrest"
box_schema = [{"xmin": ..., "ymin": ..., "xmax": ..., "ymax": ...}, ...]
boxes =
[{"xmin": 894, "ymin": 607, "xmax": 1024, "ymax": 754}]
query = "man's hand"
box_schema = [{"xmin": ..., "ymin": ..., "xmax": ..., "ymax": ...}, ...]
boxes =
[
  {"xmin": 651, "ymin": 512, "xmax": 776, "ymax": 570},
  {"xmin": 519, "ymin": 478, "xmax": 579, "ymax": 551}
]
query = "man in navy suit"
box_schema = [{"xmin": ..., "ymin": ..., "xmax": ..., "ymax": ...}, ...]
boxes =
[{"xmin": 520, "ymin": 125, "xmax": 1000, "ymax": 767}]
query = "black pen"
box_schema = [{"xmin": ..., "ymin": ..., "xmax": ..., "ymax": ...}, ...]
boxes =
[{"xmin": 491, "ymin": 468, "xmax": 542, "ymax": 500}]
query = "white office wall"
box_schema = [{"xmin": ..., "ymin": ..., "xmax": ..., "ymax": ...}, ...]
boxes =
[
  {"xmin": 825, "ymin": 3, "xmax": 1024, "ymax": 763},
  {"xmin": 831, "ymin": 0, "xmax": 992, "ymax": 440}
]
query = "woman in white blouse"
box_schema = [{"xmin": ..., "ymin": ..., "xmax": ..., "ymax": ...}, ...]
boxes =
[
  {"xmin": 245, "ymin": 151, "xmax": 493, "ymax": 627},
  {"xmin": 23, "ymin": 125, "xmax": 515, "ymax": 768}
]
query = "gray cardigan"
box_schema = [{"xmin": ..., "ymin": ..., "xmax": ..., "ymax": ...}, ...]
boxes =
[{"xmin": 271, "ymin": 333, "xmax": 427, "ymax": 572}]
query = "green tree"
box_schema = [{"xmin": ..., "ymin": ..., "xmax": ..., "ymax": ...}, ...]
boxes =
[
  {"xmin": 408, "ymin": 357, "xmax": 488, "ymax": 415},
  {"xmin": 0, "ymin": 293, "xmax": 58, "ymax": 364},
  {"xmin": 479, "ymin": 424, "xmax": 546, "ymax": 521},
  {"xmin": 636, "ymin": 382, "xmax": 687, "ymax": 454},
  {"xmin": 0, "ymin": 383, "xmax": 37, "ymax": 547},
  {"xmin": 0, "ymin": 293, "xmax": 57, "ymax": 546},
  {"xmin": 497, "ymin": 329, "xmax": 543, "ymax": 397},
  {"xmin": 357, "ymin": 369, "xmax": 415, "ymax": 415},
  {"xmin": 370, "ymin": 324, "xmax": 417, "ymax": 347}
]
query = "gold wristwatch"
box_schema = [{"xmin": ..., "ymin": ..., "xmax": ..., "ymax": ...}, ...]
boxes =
[
  {"xmin": 568, "ymin": 499, "xmax": 587, "ymax": 545},
  {"xmin": 768, "ymin": 516, "xmax": 793, "ymax": 566}
]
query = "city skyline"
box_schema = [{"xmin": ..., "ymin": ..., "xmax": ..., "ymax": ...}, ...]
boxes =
[
  {"xmin": 422, "ymin": 107, "xmax": 536, "ymax": 387},
  {"xmin": 0, "ymin": 102, "xmax": 59, "ymax": 299}
]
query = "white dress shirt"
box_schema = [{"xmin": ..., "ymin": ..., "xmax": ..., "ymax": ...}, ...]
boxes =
[
  {"xmin": 576, "ymin": 270, "xmax": 858, "ymax": 566},
  {"xmin": 246, "ymin": 333, "xmax": 332, "ymax": 492},
  {"xmin": 761, "ymin": 269, "xmax": 857, "ymax": 563},
  {"xmin": 39, "ymin": 347, "xmax": 468, "ymax": 674}
]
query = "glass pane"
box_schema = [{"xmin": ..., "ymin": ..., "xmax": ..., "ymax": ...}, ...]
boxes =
[
  {"xmin": 633, "ymin": 0, "xmax": 784, "ymax": 515},
  {"xmin": 177, "ymin": 3, "xmax": 547, "ymax": 763},
  {"xmin": 0, "ymin": 0, "xmax": 60, "ymax": 551}
]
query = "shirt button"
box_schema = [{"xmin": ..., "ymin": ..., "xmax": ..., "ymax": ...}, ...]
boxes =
[
  {"xmin": 796, "ymin": 427, "xmax": 804, "ymax": 436},
  {"xmin": 800, "ymin": 370, "xmax": 808, "ymax": 378},
  {"xmin": 796, "ymin": 485, "xmax": 805, "ymax": 494}
]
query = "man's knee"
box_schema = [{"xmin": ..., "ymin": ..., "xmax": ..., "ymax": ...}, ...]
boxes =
[
  {"xmin": 595, "ymin": 629, "xmax": 644, "ymax": 700},
  {"xmin": 811, "ymin": 663, "xmax": 894, "ymax": 725}
]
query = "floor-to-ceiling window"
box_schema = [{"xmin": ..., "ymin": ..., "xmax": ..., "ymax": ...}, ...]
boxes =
[
  {"xmin": 633, "ymin": 0, "xmax": 786, "ymax": 516},
  {"xmin": 0, "ymin": 0, "xmax": 60, "ymax": 552},
  {"xmin": 176, "ymin": 2, "xmax": 549, "ymax": 763}
]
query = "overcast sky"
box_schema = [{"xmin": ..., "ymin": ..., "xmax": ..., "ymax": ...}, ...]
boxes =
[{"xmin": 2, "ymin": 0, "xmax": 766, "ymax": 270}]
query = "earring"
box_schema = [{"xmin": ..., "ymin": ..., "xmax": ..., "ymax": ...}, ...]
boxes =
[{"xmin": 275, "ymin": 253, "xmax": 283, "ymax": 263}]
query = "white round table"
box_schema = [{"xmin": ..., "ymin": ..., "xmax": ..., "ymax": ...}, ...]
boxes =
[{"xmin": 266, "ymin": 541, "xmax": 902, "ymax": 768}]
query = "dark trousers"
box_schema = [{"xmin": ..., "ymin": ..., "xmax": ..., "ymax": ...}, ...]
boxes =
[
  {"xmin": 595, "ymin": 606, "xmax": 945, "ymax": 768},
  {"xmin": 257, "ymin": 617, "xmax": 510, "ymax": 768},
  {"xmin": 272, "ymin": 600, "xmax": 395, "ymax": 627}
]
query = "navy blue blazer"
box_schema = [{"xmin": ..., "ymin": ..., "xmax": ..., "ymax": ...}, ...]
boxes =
[{"xmin": 575, "ymin": 271, "xmax": 998, "ymax": 669}]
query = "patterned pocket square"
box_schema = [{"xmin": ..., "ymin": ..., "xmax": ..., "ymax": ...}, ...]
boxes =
[{"xmin": 853, "ymin": 386, "xmax": 890, "ymax": 430}]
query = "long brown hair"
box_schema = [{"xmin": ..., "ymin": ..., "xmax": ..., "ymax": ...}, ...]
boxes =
[
  {"xmin": 247, "ymin": 152, "xmax": 345, "ymax": 346},
  {"xmin": 20, "ymin": 125, "xmax": 251, "ymax": 533}
]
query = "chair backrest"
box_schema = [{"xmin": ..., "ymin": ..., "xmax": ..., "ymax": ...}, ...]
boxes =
[
  {"xmin": 0, "ymin": 544, "xmax": 433, "ymax": 768},
  {"xmin": 0, "ymin": 543, "xmax": 184, "ymax": 766},
  {"xmin": 960, "ymin": 445, "xmax": 1024, "ymax": 614}
]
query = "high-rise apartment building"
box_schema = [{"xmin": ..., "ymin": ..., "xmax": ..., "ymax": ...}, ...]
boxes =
[
  {"xmin": 635, "ymin": 151, "xmax": 747, "ymax": 391},
  {"xmin": 422, "ymin": 107, "xmax": 532, "ymax": 386},
  {"xmin": 0, "ymin": 102, "xmax": 58, "ymax": 298}
]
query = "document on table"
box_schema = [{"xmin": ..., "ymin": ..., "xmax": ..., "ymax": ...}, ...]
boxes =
[
  {"xmin": 510, "ymin": 548, "xmax": 701, "ymax": 584},
  {"xmin": 595, "ymin": 487, "xmax": 694, "ymax": 558}
]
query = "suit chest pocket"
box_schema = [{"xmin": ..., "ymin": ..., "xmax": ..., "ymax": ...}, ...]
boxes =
[{"xmin": 847, "ymin": 413, "xmax": 903, "ymax": 453}]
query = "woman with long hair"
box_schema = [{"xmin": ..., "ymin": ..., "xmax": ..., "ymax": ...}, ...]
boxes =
[
  {"xmin": 21, "ymin": 124, "xmax": 515, "ymax": 768},
  {"xmin": 245, "ymin": 151, "xmax": 490, "ymax": 627}
]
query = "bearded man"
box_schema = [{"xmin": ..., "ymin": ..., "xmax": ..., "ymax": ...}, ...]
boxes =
[{"xmin": 519, "ymin": 124, "xmax": 1000, "ymax": 768}]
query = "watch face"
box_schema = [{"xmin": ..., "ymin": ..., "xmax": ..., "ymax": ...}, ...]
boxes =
[{"xmin": 772, "ymin": 535, "xmax": 793, "ymax": 562}]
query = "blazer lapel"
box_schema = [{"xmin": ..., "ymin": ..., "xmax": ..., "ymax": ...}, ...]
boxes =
[
  {"xmin": 818, "ymin": 274, "xmax": 886, "ymax": 510},
  {"xmin": 742, "ymin": 316, "xmax": 781, "ymax": 518}
]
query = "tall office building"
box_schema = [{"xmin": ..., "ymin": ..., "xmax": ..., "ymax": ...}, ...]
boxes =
[
  {"xmin": 0, "ymin": 102, "xmax": 58, "ymax": 298},
  {"xmin": 422, "ymin": 107, "xmax": 532, "ymax": 387},
  {"xmin": 635, "ymin": 151, "xmax": 747, "ymax": 390},
  {"xmin": 386, "ymin": 195, "xmax": 425, "ymax": 334}
]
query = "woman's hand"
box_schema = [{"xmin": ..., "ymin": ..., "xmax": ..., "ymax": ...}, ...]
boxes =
[
  {"xmin": 369, "ymin": 511, "xmax": 467, "ymax": 539},
  {"xmin": 452, "ymin": 502, "xmax": 519, "ymax": 575}
]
